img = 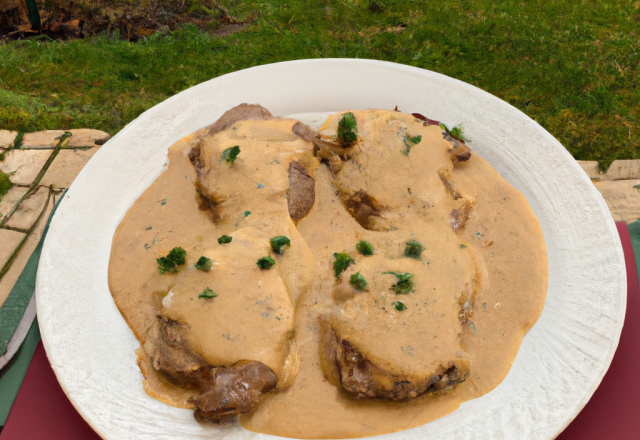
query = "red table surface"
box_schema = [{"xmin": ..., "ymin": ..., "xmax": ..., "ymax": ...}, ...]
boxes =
[{"xmin": 2, "ymin": 222, "xmax": 639, "ymax": 440}]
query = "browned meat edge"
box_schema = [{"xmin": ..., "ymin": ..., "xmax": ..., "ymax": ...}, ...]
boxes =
[
  {"xmin": 287, "ymin": 160, "xmax": 315, "ymax": 221},
  {"xmin": 323, "ymin": 329, "xmax": 469, "ymax": 401},
  {"xmin": 146, "ymin": 316, "xmax": 277, "ymax": 424},
  {"xmin": 448, "ymin": 140, "xmax": 471, "ymax": 163},
  {"xmin": 338, "ymin": 189, "xmax": 385, "ymax": 231}
]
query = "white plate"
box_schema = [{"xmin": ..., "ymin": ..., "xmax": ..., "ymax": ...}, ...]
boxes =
[{"xmin": 36, "ymin": 59, "xmax": 626, "ymax": 440}]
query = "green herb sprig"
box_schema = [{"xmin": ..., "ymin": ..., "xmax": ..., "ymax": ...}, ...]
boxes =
[
  {"xmin": 198, "ymin": 288, "xmax": 218, "ymax": 299},
  {"xmin": 157, "ymin": 247, "xmax": 186, "ymax": 274},
  {"xmin": 402, "ymin": 134, "xmax": 422, "ymax": 156},
  {"xmin": 404, "ymin": 240, "xmax": 423, "ymax": 260},
  {"xmin": 221, "ymin": 146, "xmax": 240, "ymax": 163},
  {"xmin": 356, "ymin": 240, "xmax": 373, "ymax": 256},
  {"xmin": 391, "ymin": 301, "xmax": 406, "ymax": 311},
  {"xmin": 218, "ymin": 235, "xmax": 233, "ymax": 244},
  {"xmin": 270, "ymin": 236, "xmax": 291, "ymax": 254},
  {"xmin": 337, "ymin": 112, "xmax": 358, "ymax": 148},
  {"xmin": 195, "ymin": 256, "xmax": 213, "ymax": 271},
  {"xmin": 383, "ymin": 272, "xmax": 415, "ymax": 294},
  {"xmin": 257, "ymin": 256, "xmax": 275, "ymax": 270},
  {"xmin": 350, "ymin": 272, "xmax": 367, "ymax": 291},
  {"xmin": 439, "ymin": 123, "xmax": 468, "ymax": 142},
  {"xmin": 333, "ymin": 252, "xmax": 355, "ymax": 278}
]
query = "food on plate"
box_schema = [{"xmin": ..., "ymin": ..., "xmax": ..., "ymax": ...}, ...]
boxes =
[{"xmin": 108, "ymin": 104, "xmax": 547, "ymax": 438}]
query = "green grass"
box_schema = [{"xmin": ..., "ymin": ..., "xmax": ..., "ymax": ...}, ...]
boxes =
[
  {"xmin": 0, "ymin": 0, "xmax": 638, "ymax": 169},
  {"xmin": 0, "ymin": 170, "xmax": 11, "ymax": 202}
]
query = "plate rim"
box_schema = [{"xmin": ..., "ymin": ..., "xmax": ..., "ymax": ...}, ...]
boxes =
[{"xmin": 35, "ymin": 58, "xmax": 626, "ymax": 440}]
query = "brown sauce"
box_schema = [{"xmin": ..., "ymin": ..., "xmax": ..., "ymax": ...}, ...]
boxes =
[{"xmin": 108, "ymin": 110, "xmax": 547, "ymax": 438}]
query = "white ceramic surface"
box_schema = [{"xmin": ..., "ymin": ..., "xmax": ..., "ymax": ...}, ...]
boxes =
[{"xmin": 36, "ymin": 59, "xmax": 626, "ymax": 440}]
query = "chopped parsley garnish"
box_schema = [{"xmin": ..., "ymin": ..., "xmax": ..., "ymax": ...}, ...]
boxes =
[
  {"xmin": 333, "ymin": 252, "xmax": 355, "ymax": 278},
  {"xmin": 391, "ymin": 301, "xmax": 406, "ymax": 311},
  {"xmin": 218, "ymin": 235, "xmax": 233, "ymax": 244},
  {"xmin": 439, "ymin": 122, "xmax": 468, "ymax": 142},
  {"xmin": 244, "ymin": 210, "xmax": 251, "ymax": 217},
  {"xmin": 460, "ymin": 244, "xmax": 467, "ymax": 249},
  {"xmin": 195, "ymin": 256, "xmax": 213, "ymax": 271},
  {"xmin": 221, "ymin": 146, "xmax": 241, "ymax": 163},
  {"xmin": 337, "ymin": 112, "xmax": 358, "ymax": 148},
  {"xmin": 450, "ymin": 126, "xmax": 466, "ymax": 142},
  {"xmin": 257, "ymin": 256, "xmax": 275, "ymax": 270},
  {"xmin": 145, "ymin": 226, "xmax": 152, "ymax": 231},
  {"xmin": 383, "ymin": 272, "xmax": 415, "ymax": 294},
  {"xmin": 198, "ymin": 288, "xmax": 218, "ymax": 299},
  {"xmin": 350, "ymin": 272, "xmax": 367, "ymax": 291},
  {"xmin": 270, "ymin": 236, "xmax": 291, "ymax": 254},
  {"xmin": 157, "ymin": 247, "xmax": 186, "ymax": 274},
  {"xmin": 404, "ymin": 240, "xmax": 423, "ymax": 260},
  {"xmin": 402, "ymin": 134, "xmax": 422, "ymax": 156},
  {"xmin": 356, "ymin": 240, "xmax": 374, "ymax": 256}
]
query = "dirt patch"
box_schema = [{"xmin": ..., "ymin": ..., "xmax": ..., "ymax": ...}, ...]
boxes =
[
  {"xmin": 0, "ymin": 0, "xmax": 30, "ymax": 37},
  {"xmin": 1, "ymin": 0, "xmax": 253, "ymax": 41}
]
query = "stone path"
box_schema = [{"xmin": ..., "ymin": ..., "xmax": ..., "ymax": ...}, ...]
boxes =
[
  {"xmin": 0, "ymin": 128, "xmax": 639, "ymax": 310},
  {"xmin": 577, "ymin": 160, "xmax": 640, "ymax": 224},
  {"xmin": 0, "ymin": 129, "xmax": 109, "ymax": 308}
]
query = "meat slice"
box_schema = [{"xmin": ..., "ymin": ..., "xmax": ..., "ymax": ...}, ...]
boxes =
[
  {"xmin": 145, "ymin": 316, "xmax": 278, "ymax": 423},
  {"xmin": 189, "ymin": 103, "xmax": 274, "ymax": 174},
  {"xmin": 292, "ymin": 121, "xmax": 344, "ymax": 160},
  {"xmin": 190, "ymin": 105, "xmax": 318, "ymax": 227},
  {"xmin": 192, "ymin": 361, "xmax": 277, "ymax": 424},
  {"xmin": 324, "ymin": 328, "xmax": 470, "ymax": 401},
  {"xmin": 205, "ymin": 103, "xmax": 273, "ymax": 136},
  {"xmin": 449, "ymin": 141, "xmax": 472, "ymax": 164},
  {"xmin": 321, "ymin": 253, "xmax": 475, "ymax": 403},
  {"xmin": 291, "ymin": 121, "xmax": 318, "ymax": 142},
  {"xmin": 293, "ymin": 121, "xmax": 392, "ymax": 230},
  {"xmin": 287, "ymin": 160, "xmax": 315, "ymax": 221},
  {"xmin": 145, "ymin": 316, "xmax": 209, "ymax": 388}
]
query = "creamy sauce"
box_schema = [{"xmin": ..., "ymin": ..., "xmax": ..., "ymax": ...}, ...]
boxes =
[{"xmin": 109, "ymin": 110, "xmax": 547, "ymax": 438}]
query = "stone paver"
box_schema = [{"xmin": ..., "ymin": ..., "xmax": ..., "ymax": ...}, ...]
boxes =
[
  {"xmin": 0, "ymin": 229, "xmax": 26, "ymax": 271},
  {"xmin": 594, "ymin": 179, "xmax": 640, "ymax": 224},
  {"xmin": 0, "ymin": 149, "xmax": 53, "ymax": 185},
  {"xmin": 4, "ymin": 186, "xmax": 50, "ymax": 231},
  {"xmin": 0, "ymin": 196, "xmax": 52, "ymax": 308},
  {"xmin": 576, "ymin": 160, "xmax": 604, "ymax": 180},
  {"xmin": 20, "ymin": 130, "xmax": 66, "ymax": 148},
  {"xmin": 0, "ymin": 186, "xmax": 29, "ymax": 221},
  {"xmin": 0, "ymin": 131, "xmax": 17, "ymax": 149},
  {"xmin": 40, "ymin": 147, "xmax": 101, "ymax": 188},
  {"xmin": 66, "ymin": 129, "xmax": 110, "ymax": 148},
  {"xmin": 604, "ymin": 160, "xmax": 640, "ymax": 181}
]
